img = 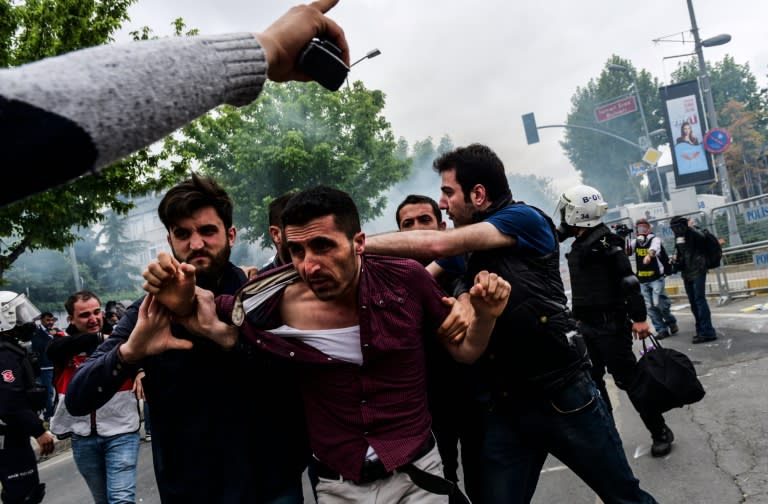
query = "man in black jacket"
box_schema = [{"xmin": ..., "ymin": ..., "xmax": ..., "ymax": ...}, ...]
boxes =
[
  {"xmin": 66, "ymin": 175, "xmax": 309, "ymax": 503},
  {"xmin": 670, "ymin": 216, "xmax": 717, "ymax": 344},
  {"xmin": 557, "ymin": 185, "xmax": 674, "ymax": 458}
]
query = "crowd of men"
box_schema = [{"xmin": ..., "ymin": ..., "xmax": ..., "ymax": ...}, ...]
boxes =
[{"xmin": 0, "ymin": 0, "xmax": 721, "ymax": 502}]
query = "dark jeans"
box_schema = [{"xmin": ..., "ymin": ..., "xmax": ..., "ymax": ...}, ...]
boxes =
[
  {"xmin": 36, "ymin": 368, "xmax": 55, "ymax": 421},
  {"xmin": 683, "ymin": 274, "xmax": 715, "ymax": 337},
  {"xmin": 579, "ymin": 313, "xmax": 666, "ymax": 437},
  {"xmin": 479, "ymin": 372, "xmax": 658, "ymax": 504}
]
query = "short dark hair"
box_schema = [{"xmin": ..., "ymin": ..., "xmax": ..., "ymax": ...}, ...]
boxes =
[
  {"xmin": 395, "ymin": 194, "xmax": 441, "ymax": 228},
  {"xmin": 158, "ymin": 173, "xmax": 233, "ymax": 230},
  {"xmin": 64, "ymin": 291, "xmax": 101, "ymax": 316},
  {"xmin": 40, "ymin": 311, "xmax": 54, "ymax": 318},
  {"xmin": 281, "ymin": 185, "xmax": 360, "ymax": 239},
  {"xmin": 268, "ymin": 192, "xmax": 297, "ymax": 226},
  {"xmin": 433, "ymin": 143, "xmax": 511, "ymax": 203}
]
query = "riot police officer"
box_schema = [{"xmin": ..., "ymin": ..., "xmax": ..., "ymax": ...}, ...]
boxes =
[
  {"xmin": 0, "ymin": 291, "xmax": 54, "ymax": 503},
  {"xmin": 556, "ymin": 185, "xmax": 675, "ymax": 458}
]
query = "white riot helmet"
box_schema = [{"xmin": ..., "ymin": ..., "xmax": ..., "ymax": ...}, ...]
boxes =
[
  {"xmin": 0, "ymin": 291, "xmax": 41, "ymax": 332},
  {"xmin": 556, "ymin": 185, "xmax": 608, "ymax": 228}
]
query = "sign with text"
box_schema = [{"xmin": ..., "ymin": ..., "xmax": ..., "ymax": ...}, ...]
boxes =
[
  {"xmin": 659, "ymin": 79, "xmax": 716, "ymax": 188},
  {"xmin": 594, "ymin": 95, "xmax": 638, "ymax": 123}
]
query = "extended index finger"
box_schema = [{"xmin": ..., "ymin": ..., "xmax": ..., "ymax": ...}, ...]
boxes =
[{"xmin": 309, "ymin": 0, "xmax": 339, "ymax": 14}]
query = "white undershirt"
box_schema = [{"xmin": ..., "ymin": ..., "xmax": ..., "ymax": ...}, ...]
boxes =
[{"xmin": 269, "ymin": 324, "xmax": 363, "ymax": 365}]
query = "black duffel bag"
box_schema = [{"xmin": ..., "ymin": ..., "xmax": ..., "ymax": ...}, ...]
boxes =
[{"xmin": 629, "ymin": 334, "xmax": 706, "ymax": 413}]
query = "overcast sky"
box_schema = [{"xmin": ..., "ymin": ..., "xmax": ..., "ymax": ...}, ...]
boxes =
[{"xmin": 119, "ymin": 0, "xmax": 767, "ymax": 211}]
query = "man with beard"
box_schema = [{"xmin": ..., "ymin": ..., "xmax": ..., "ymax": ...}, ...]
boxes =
[
  {"xmin": 395, "ymin": 194, "xmax": 481, "ymax": 502},
  {"xmin": 142, "ymin": 185, "xmax": 510, "ymax": 504},
  {"xmin": 66, "ymin": 175, "xmax": 310, "ymax": 503},
  {"xmin": 363, "ymin": 144, "xmax": 658, "ymax": 503}
]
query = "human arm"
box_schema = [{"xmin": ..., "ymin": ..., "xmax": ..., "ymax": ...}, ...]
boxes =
[
  {"xmin": 365, "ymin": 222, "xmax": 516, "ymax": 262},
  {"xmin": 608, "ymin": 246, "xmax": 650, "ymax": 339},
  {"xmin": 440, "ymin": 271, "xmax": 510, "ymax": 363},
  {"xmin": 0, "ymin": 0, "xmax": 348, "ymax": 207},
  {"xmin": 46, "ymin": 331, "xmax": 105, "ymax": 366}
]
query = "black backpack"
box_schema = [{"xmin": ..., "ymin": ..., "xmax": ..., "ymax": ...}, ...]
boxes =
[{"xmin": 699, "ymin": 227, "xmax": 723, "ymax": 269}]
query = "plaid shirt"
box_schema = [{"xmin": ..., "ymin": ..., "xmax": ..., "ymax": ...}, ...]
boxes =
[{"xmin": 217, "ymin": 254, "xmax": 451, "ymax": 482}]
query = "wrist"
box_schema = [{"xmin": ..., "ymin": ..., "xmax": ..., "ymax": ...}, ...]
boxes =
[{"xmin": 117, "ymin": 342, "xmax": 141, "ymax": 365}]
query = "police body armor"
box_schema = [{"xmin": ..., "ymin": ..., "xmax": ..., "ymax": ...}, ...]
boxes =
[
  {"xmin": 568, "ymin": 223, "xmax": 626, "ymax": 314},
  {"xmin": 0, "ymin": 339, "xmax": 47, "ymax": 413},
  {"xmin": 465, "ymin": 200, "xmax": 587, "ymax": 396}
]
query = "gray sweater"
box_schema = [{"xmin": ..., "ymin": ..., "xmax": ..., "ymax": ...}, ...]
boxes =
[{"xmin": 1, "ymin": 33, "xmax": 267, "ymax": 205}]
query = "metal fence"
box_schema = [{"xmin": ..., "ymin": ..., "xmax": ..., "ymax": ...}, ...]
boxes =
[{"xmin": 604, "ymin": 193, "xmax": 768, "ymax": 305}]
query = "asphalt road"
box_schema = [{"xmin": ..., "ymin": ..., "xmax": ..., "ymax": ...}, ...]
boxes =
[{"xmin": 36, "ymin": 294, "xmax": 768, "ymax": 503}]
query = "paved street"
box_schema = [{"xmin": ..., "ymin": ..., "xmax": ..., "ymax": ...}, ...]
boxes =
[{"xmin": 36, "ymin": 294, "xmax": 768, "ymax": 503}]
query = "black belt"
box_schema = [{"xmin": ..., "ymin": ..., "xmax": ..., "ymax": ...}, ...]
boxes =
[{"xmin": 311, "ymin": 435, "xmax": 435, "ymax": 484}]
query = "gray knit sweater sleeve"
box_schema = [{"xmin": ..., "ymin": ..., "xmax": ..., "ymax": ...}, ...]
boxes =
[{"xmin": 1, "ymin": 33, "xmax": 266, "ymax": 172}]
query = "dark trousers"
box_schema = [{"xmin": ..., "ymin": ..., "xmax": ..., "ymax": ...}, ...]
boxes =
[
  {"xmin": 0, "ymin": 431, "xmax": 45, "ymax": 504},
  {"xmin": 683, "ymin": 274, "xmax": 715, "ymax": 337},
  {"xmin": 579, "ymin": 313, "xmax": 666, "ymax": 436},
  {"xmin": 478, "ymin": 372, "xmax": 657, "ymax": 504},
  {"xmin": 431, "ymin": 397, "xmax": 483, "ymax": 503}
]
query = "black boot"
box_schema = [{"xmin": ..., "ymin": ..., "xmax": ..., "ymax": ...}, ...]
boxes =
[{"xmin": 651, "ymin": 426, "xmax": 674, "ymax": 457}]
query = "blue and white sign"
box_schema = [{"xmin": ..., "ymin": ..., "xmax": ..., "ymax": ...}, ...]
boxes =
[
  {"xmin": 745, "ymin": 206, "xmax": 768, "ymax": 224},
  {"xmin": 754, "ymin": 252, "xmax": 768, "ymax": 268}
]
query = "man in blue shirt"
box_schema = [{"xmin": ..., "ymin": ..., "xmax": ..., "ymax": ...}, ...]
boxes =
[{"xmin": 365, "ymin": 143, "xmax": 658, "ymax": 504}]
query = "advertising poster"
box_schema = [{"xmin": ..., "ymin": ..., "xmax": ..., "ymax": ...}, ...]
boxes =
[{"xmin": 659, "ymin": 80, "xmax": 716, "ymax": 187}]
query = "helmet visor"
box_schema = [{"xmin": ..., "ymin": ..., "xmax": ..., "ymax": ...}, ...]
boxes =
[{"xmin": 3, "ymin": 293, "xmax": 41, "ymax": 326}]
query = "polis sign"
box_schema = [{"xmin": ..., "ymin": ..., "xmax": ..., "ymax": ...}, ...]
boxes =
[{"xmin": 594, "ymin": 96, "xmax": 638, "ymax": 123}]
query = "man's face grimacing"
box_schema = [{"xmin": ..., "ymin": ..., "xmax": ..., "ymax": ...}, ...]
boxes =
[
  {"xmin": 439, "ymin": 168, "xmax": 475, "ymax": 228},
  {"xmin": 70, "ymin": 298, "xmax": 104, "ymax": 335},
  {"xmin": 167, "ymin": 207, "xmax": 235, "ymax": 276},
  {"xmin": 285, "ymin": 215, "xmax": 363, "ymax": 302},
  {"xmin": 397, "ymin": 203, "xmax": 445, "ymax": 231}
]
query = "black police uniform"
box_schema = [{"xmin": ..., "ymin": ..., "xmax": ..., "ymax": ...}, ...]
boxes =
[
  {"xmin": 0, "ymin": 333, "xmax": 47, "ymax": 504},
  {"xmin": 567, "ymin": 223, "xmax": 668, "ymax": 438}
]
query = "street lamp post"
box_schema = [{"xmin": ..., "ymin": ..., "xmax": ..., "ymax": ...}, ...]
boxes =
[
  {"xmin": 608, "ymin": 63, "xmax": 669, "ymax": 215},
  {"xmin": 346, "ymin": 48, "xmax": 381, "ymax": 88},
  {"xmin": 686, "ymin": 0, "xmax": 741, "ymax": 245}
]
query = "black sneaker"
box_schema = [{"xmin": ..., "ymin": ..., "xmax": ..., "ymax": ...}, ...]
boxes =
[
  {"xmin": 669, "ymin": 323, "xmax": 679, "ymax": 334},
  {"xmin": 651, "ymin": 427, "xmax": 674, "ymax": 457},
  {"xmin": 656, "ymin": 331, "xmax": 670, "ymax": 340},
  {"xmin": 692, "ymin": 334, "xmax": 717, "ymax": 344}
]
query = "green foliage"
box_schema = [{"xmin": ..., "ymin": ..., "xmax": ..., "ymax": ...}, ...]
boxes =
[
  {"xmin": 561, "ymin": 56, "xmax": 664, "ymax": 206},
  {"xmin": 562, "ymin": 54, "xmax": 768, "ymax": 208},
  {"xmin": 172, "ymin": 80, "xmax": 411, "ymax": 247}
]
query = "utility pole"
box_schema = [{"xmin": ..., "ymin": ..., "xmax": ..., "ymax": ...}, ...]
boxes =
[{"xmin": 686, "ymin": 0, "xmax": 741, "ymax": 245}]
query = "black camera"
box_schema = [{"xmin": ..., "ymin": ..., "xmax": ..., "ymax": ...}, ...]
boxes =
[
  {"xmin": 611, "ymin": 223, "xmax": 632, "ymax": 238},
  {"xmin": 297, "ymin": 38, "xmax": 349, "ymax": 91}
]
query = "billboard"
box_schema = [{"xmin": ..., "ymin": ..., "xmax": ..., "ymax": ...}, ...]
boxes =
[{"xmin": 659, "ymin": 79, "xmax": 716, "ymax": 188}]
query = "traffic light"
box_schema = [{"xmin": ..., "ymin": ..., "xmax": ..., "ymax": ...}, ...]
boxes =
[{"xmin": 522, "ymin": 113, "xmax": 539, "ymax": 145}]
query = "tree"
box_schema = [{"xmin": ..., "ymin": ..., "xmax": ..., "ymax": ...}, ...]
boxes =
[
  {"xmin": 719, "ymin": 100, "xmax": 767, "ymax": 198},
  {"xmin": 92, "ymin": 210, "xmax": 147, "ymax": 295},
  {"xmin": 561, "ymin": 56, "xmax": 665, "ymax": 207},
  {"xmin": 0, "ymin": 1, "xmax": 189, "ymax": 283},
  {"xmin": 172, "ymin": 80, "xmax": 411, "ymax": 247}
]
